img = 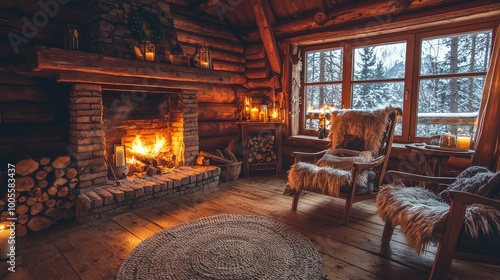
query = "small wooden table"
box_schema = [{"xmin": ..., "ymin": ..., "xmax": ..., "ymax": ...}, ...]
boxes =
[{"xmin": 405, "ymin": 143, "xmax": 475, "ymax": 177}]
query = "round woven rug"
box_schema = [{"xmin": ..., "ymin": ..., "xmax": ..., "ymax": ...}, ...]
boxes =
[{"xmin": 117, "ymin": 214, "xmax": 322, "ymax": 280}]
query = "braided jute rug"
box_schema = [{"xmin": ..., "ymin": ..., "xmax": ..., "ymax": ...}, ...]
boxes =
[{"xmin": 117, "ymin": 214, "xmax": 322, "ymax": 280}]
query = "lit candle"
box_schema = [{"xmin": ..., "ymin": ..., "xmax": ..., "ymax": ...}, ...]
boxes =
[
  {"xmin": 250, "ymin": 107, "xmax": 259, "ymax": 121},
  {"xmin": 145, "ymin": 52, "xmax": 154, "ymax": 61},
  {"xmin": 115, "ymin": 145, "xmax": 126, "ymax": 167},
  {"xmin": 200, "ymin": 61, "xmax": 209, "ymax": 68},
  {"xmin": 0, "ymin": 222, "xmax": 11, "ymax": 260},
  {"xmin": 259, "ymin": 111, "xmax": 265, "ymax": 122},
  {"xmin": 456, "ymin": 135, "xmax": 471, "ymax": 149},
  {"xmin": 271, "ymin": 108, "xmax": 279, "ymax": 120}
]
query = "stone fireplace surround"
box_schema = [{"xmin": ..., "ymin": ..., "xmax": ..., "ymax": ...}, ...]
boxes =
[{"xmin": 68, "ymin": 83, "xmax": 220, "ymax": 223}]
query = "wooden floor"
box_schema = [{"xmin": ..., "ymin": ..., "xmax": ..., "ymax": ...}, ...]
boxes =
[{"xmin": 1, "ymin": 175, "xmax": 499, "ymax": 280}]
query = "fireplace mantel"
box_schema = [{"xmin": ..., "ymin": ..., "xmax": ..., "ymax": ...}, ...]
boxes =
[{"xmin": 27, "ymin": 46, "xmax": 247, "ymax": 90}]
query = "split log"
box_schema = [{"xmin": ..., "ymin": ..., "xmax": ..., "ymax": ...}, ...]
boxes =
[
  {"xmin": 51, "ymin": 156, "xmax": 71, "ymax": 169},
  {"xmin": 223, "ymin": 147, "xmax": 238, "ymax": 162},
  {"xmin": 39, "ymin": 157, "xmax": 51, "ymax": 165},
  {"xmin": 26, "ymin": 197, "xmax": 37, "ymax": 206},
  {"xmin": 69, "ymin": 178, "xmax": 78, "ymax": 188},
  {"xmin": 57, "ymin": 186, "xmax": 69, "ymax": 198},
  {"xmin": 46, "ymin": 199, "xmax": 56, "ymax": 208},
  {"xmin": 38, "ymin": 179, "xmax": 48, "ymax": 189},
  {"xmin": 55, "ymin": 200, "xmax": 66, "ymax": 209},
  {"xmin": 196, "ymin": 155, "xmax": 205, "ymax": 165},
  {"xmin": 29, "ymin": 187, "xmax": 42, "ymax": 198},
  {"xmin": 18, "ymin": 214, "xmax": 29, "ymax": 225},
  {"xmin": 16, "ymin": 158, "xmax": 39, "ymax": 176},
  {"xmin": 64, "ymin": 201, "xmax": 74, "ymax": 209},
  {"xmin": 30, "ymin": 202, "xmax": 44, "ymax": 215},
  {"xmin": 126, "ymin": 149, "xmax": 156, "ymax": 166},
  {"xmin": 53, "ymin": 177, "xmax": 68, "ymax": 186},
  {"xmin": 215, "ymin": 149, "xmax": 225, "ymax": 159},
  {"xmin": 65, "ymin": 168, "xmax": 77, "ymax": 179},
  {"xmin": 47, "ymin": 186, "xmax": 58, "ymax": 196},
  {"xmin": 35, "ymin": 170, "xmax": 48, "ymax": 180},
  {"xmin": 16, "ymin": 176, "xmax": 35, "ymax": 192},
  {"xmin": 27, "ymin": 216, "xmax": 54, "ymax": 232},
  {"xmin": 199, "ymin": 151, "xmax": 233, "ymax": 165},
  {"xmin": 16, "ymin": 224, "xmax": 27, "ymax": 237},
  {"xmin": 16, "ymin": 205, "xmax": 29, "ymax": 215},
  {"xmin": 146, "ymin": 166, "xmax": 162, "ymax": 176},
  {"xmin": 38, "ymin": 192, "xmax": 49, "ymax": 203},
  {"xmin": 54, "ymin": 169, "xmax": 65, "ymax": 178},
  {"xmin": 63, "ymin": 208, "xmax": 75, "ymax": 220},
  {"xmin": 42, "ymin": 165, "xmax": 53, "ymax": 172},
  {"xmin": 44, "ymin": 207, "xmax": 64, "ymax": 221}
]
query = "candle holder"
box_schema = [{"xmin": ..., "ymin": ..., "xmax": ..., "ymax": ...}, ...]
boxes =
[
  {"xmin": 456, "ymin": 133, "xmax": 471, "ymax": 149},
  {"xmin": 113, "ymin": 145, "xmax": 128, "ymax": 179},
  {"xmin": 142, "ymin": 42, "xmax": 156, "ymax": 61}
]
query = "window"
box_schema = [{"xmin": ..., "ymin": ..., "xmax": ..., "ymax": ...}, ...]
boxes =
[
  {"xmin": 352, "ymin": 42, "xmax": 406, "ymax": 135},
  {"xmin": 298, "ymin": 22, "xmax": 496, "ymax": 142},
  {"xmin": 416, "ymin": 30, "xmax": 492, "ymax": 137}
]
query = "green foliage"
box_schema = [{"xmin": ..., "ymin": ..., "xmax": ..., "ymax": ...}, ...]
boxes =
[{"xmin": 129, "ymin": 9, "xmax": 165, "ymax": 44}]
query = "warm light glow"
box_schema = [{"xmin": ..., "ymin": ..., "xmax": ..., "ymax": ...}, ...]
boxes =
[
  {"xmin": 130, "ymin": 134, "xmax": 167, "ymax": 158},
  {"xmin": 130, "ymin": 156, "xmax": 136, "ymax": 165},
  {"xmin": 0, "ymin": 224, "xmax": 4, "ymax": 231}
]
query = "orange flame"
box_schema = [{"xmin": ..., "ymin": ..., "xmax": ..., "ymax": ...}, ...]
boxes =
[{"xmin": 130, "ymin": 134, "xmax": 167, "ymax": 158}]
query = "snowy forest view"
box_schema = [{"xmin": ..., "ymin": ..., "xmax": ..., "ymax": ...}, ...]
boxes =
[{"xmin": 304, "ymin": 30, "xmax": 492, "ymax": 138}]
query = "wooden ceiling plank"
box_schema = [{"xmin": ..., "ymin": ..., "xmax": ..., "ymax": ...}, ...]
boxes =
[
  {"xmin": 249, "ymin": 0, "xmax": 282, "ymax": 74},
  {"xmin": 193, "ymin": 0, "xmax": 220, "ymax": 13},
  {"xmin": 245, "ymin": 0, "xmax": 470, "ymax": 41},
  {"xmin": 289, "ymin": 2, "xmax": 500, "ymax": 45}
]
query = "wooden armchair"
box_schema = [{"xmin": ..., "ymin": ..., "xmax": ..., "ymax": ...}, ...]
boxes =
[
  {"xmin": 286, "ymin": 107, "xmax": 399, "ymax": 224},
  {"xmin": 377, "ymin": 170, "xmax": 500, "ymax": 280}
]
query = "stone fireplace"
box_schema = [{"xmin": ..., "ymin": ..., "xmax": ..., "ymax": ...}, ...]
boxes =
[{"xmin": 26, "ymin": 0, "xmax": 245, "ymax": 223}]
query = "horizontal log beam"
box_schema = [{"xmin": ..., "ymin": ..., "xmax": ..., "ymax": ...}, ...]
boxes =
[
  {"xmin": 290, "ymin": 2, "xmax": 500, "ymax": 45},
  {"xmin": 29, "ymin": 46, "xmax": 247, "ymax": 85}
]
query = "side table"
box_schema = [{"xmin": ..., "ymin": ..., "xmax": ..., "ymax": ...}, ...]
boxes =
[{"xmin": 405, "ymin": 143, "xmax": 475, "ymax": 177}]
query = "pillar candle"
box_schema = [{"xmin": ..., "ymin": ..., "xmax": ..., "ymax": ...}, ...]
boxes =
[
  {"xmin": 145, "ymin": 52, "xmax": 154, "ymax": 61},
  {"xmin": 456, "ymin": 135, "xmax": 471, "ymax": 149},
  {"xmin": 115, "ymin": 145, "xmax": 126, "ymax": 166},
  {"xmin": 250, "ymin": 107, "xmax": 259, "ymax": 121}
]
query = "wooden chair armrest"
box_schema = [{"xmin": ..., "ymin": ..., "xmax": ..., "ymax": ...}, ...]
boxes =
[
  {"xmin": 449, "ymin": 191, "xmax": 500, "ymax": 208},
  {"xmin": 291, "ymin": 150, "xmax": 327, "ymax": 163},
  {"xmin": 353, "ymin": 156, "xmax": 385, "ymax": 169},
  {"xmin": 385, "ymin": 171, "xmax": 456, "ymax": 185}
]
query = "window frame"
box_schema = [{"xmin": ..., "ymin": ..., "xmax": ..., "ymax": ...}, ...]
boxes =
[{"xmin": 297, "ymin": 20, "xmax": 498, "ymax": 143}]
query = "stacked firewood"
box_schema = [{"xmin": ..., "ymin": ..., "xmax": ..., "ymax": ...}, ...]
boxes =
[
  {"xmin": 196, "ymin": 140, "xmax": 241, "ymax": 182},
  {"xmin": 247, "ymin": 134, "xmax": 276, "ymax": 164},
  {"xmin": 0, "ymin": 156, "xmax": 78, "ymax": 236}
]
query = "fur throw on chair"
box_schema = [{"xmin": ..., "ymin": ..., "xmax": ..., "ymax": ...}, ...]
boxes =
[
  {"xmin": 286, "ymin": 107, "xmax": 395, "ymax": 197},
  {"xmin": 329, "ymin": 106, "xmax": 395, "ymax": 156},
  {"xmin": 377, "ymin": 180, "xmax": 500, "ymax": 254}
]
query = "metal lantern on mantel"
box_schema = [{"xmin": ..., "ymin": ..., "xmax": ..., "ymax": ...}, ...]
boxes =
[
  {"xmin": 243, "ymin": 95, "xmax": 252, "ymax": 121},
  {"xmin": 141, "ymin": 41, "xmax": 156, "ymax": 61}
]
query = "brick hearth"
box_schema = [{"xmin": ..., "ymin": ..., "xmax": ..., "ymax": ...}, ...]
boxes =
[{"xmin": 75, "ymin": 166, "xmax": 220, "ymax": 223}]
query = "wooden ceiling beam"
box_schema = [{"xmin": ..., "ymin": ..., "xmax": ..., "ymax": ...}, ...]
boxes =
[
  {"xmin": 193, "ymin": 0, "xmax": 220, "ymax": 13},
  {"xmin": 249, "ymin": 0, "xmax": 281, "ymax": 74},
  {"xmin": 289, "ymin": 2, "xmax": 500, "ymax": 45},
  {"xmin": 244, "ymin": 0, "xmax": 469, "ymax": 41}
]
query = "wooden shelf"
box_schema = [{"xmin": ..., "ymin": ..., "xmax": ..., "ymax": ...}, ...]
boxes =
[
  {"xmin": 27, "ymin": 46, "xmax": 247, "ymax": 89},
  {"xmin": 238, "ymin": 122, "xmax": 283, "ymax": 177}
]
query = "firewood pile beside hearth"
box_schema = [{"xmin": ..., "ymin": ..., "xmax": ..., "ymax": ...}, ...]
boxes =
[
  {"xmin": 0, "ymin": 156, "xmax": 78, "ymax": 236},
  {"xmin": 197, "ymin": 140, "xmax": 241, "ymax": 182}
]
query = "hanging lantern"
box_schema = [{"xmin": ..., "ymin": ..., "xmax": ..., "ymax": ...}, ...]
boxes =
[{"xmin": 141, "ymin": 42, "xmax": 156, "ymax": 61}]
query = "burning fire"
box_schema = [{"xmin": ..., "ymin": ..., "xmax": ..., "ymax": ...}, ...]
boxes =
[{"xmin": 130, "ymin": 134, "xmax": 167, "ymax": 158}]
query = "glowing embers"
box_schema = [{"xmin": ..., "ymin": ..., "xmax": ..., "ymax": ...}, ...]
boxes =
[{"xmin": 126, "ymin": 134, "xmax": 175, "ymax": 175}]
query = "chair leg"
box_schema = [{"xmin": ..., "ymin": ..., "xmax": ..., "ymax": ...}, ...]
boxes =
[
  {"xmin": 381, "ymin": 219, "xmax": 395, "ymax": 244},
  {"xmin": 291, "ymin": 190, "xmax": 301, "ymax": 211},
  {"xmin": 342, "ymin": 196, "xmax": 355, "ymax": 225}
]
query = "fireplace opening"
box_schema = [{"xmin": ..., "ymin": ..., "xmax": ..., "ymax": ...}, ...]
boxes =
[{"xmin": 102, "ymin": 91, "xmax": 179, "ymax": 177}]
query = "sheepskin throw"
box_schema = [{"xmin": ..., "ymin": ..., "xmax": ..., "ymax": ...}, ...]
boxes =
[
  {"xmin": 377, "ymin": 184, "xmax": 500, "ymax": 254},
  {"xmin": 438, "ymin": 166, "xmax": 500, "ymax": 203},
  {"xmin": 286, "ymin": 107, "xmax": 395, "ymax": 197},
  {"xmin": 329, "ymin": 106, "xmax": 395, "ymax": 157}
]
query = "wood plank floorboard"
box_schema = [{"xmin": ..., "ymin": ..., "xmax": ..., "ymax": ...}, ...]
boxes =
[{"xmin": 3, "ymin": 175, "xmax": 498, "ymax": 279}]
